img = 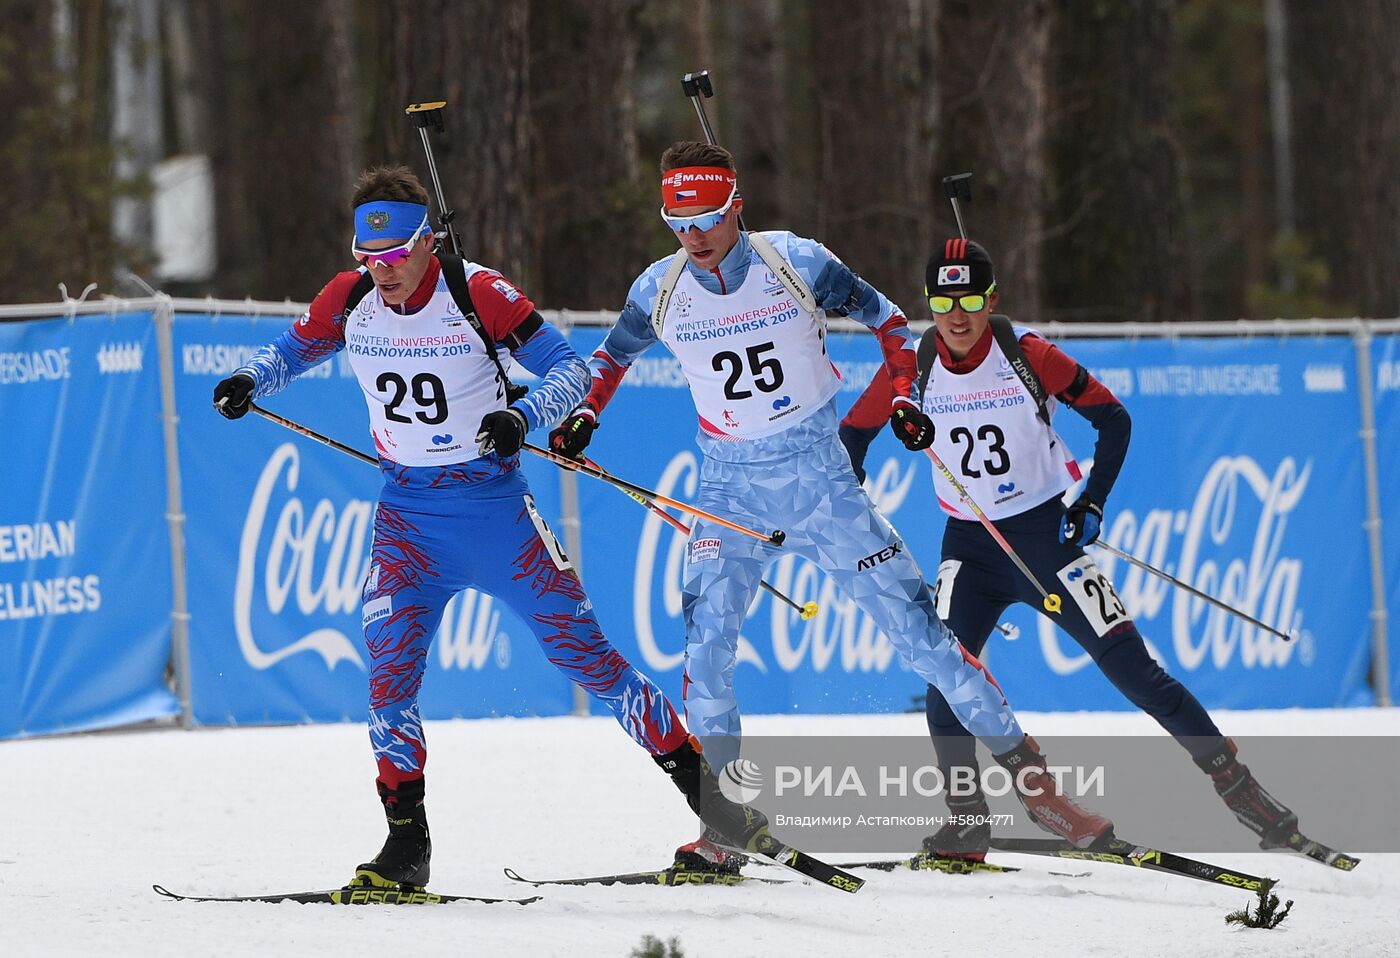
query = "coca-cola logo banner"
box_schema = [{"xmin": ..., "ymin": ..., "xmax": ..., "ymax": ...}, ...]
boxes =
[{"xmin": 171, "ymin": 317, "xmax": 1378, "ymax": 727}]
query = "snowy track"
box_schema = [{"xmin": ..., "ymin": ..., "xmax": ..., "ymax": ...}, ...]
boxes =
[{"xmin": 6, "ymin": 709, "xmax": 1398, "ymax": 957}]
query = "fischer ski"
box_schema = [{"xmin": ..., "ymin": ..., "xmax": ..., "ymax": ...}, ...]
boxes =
[
  {"xmin": 152, "ymin": 883, "xmax": 539, "ymax": 906},
  {"xmin": 503, "ymin": 866, "xmax": 789, "ymax": 888},
  {"xmin": 989, "ymin": 836, "xmax": 1273, "ymax": 891},
  {"xmin": 820, "ymin": 854, "xmax": 1090, "ymax": 878},
  {"xmin": 831, "ymin": 855, "xmax": 1021, "ymax": 875},
  {"xmin": 1280, "ymin": 831, "xmax": 1361, "ymax": 871},
  {"xmin": 746, "ymin": 831, "xmax": 865, "ymax": 893}
]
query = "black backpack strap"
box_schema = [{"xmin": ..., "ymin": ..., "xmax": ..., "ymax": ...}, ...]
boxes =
[
  {"xmin": 343, "ymin": 271, "xmax": 376, "ymax": 317},
  {"xmin": 989, "ymin": 314, "xmax": 1050, "ymax": 426},
  {"xmin": 436, "ymin": 253, "xmax": 528, "ymax": 402}
]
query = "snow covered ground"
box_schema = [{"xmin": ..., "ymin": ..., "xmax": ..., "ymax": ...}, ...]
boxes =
[{"xmin": 5, "ymin": 708, "xmax": 1398, "ymax": 958}]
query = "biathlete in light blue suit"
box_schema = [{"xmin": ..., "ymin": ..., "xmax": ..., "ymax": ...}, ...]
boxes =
[{"xmin": 549, "ymin": 141, "xmax": 1115, "ymax": 873}]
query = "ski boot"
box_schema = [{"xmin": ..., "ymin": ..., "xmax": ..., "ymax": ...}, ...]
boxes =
[
  {"xmin": 352, "ymin": 777, "xmax": 431, "ymax": 889},
  {"xmin": 920, "ymin": 790, "xmax": 992, "ymax": 862},
  {"xmin": 994, "ymin": 736, "xmax": 1114, "ymax": 849},
  {"xmin": 673, "ymin": 825, "xmax": 749, "ymax": 875},
  {"xmin": 655, "ymin": 737, "xmax": 769, "ymax": 861},
  {"xmin": 1194, "ymin": 738, "xmax": 1299, "ymax": 848}
]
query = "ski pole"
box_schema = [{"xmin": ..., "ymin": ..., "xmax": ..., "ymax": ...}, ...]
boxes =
[
  {"xmin": 247, "ymin": 402, "xmax": 377, "ymax": 466},
  {"xmin": 579, "ymin": 454, "xmax": 817, "ymax": 620},
  {"xmin": 524, "ymin": 443, "xmax": 785, "ymax": 547},
  {"xmin": 681, "ymin": 69, "xmax": 746, "ymax": 231},
  {"xmin": 922, "ymin": 448, "xmax": 1062, "ymax": 614},
  {"xmin": 1091, "ymin": 541, "xmax": 1296, "ymax": 642}
]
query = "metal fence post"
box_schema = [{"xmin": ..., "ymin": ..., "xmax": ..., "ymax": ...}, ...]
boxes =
[
  {"xmin": 1353, "ymin": 322, "xmax": 1392, "ymax": 706},
  {"xmin": 153, "ymin": 296, "xmax": 195, "ymax": 727}
]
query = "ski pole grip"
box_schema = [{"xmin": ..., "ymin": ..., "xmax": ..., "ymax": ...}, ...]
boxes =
[
  {"xmin": 406, "ymin": 101, "xmax": 447, "ymax": 132},
  {"xmin": 682, "ymin": 70, "xmax": 714, "ymax": 98},
  {"xmin": 942, "ymin": 172, "xmax": 973, "ymax": 201}
]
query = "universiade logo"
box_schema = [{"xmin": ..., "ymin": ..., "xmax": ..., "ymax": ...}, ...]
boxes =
[
  {"xmin": 633, "ymin": 453, "xmax": 915, "ymax": 676},
  {"xmin": 1038, "ymin": 455, "xmax": 1310, "ymax": 675},
  {"xmin": 235, "ymin": 443, "xmax": 512, "ymax": 673}
]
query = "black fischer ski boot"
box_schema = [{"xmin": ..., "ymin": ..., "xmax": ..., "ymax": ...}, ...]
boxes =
[
  {"xmin": 921, "ymin": 789, "xmax": 992, "ymax": 862},
  {"xmin": 353, "ymin": 777, "xmax": 431, "ymax": 889},
  {"xmin": 655, "ymin": 737, "xmax": 769, "ymax": 865},
  {"xmin": 994, "ymin": 736, "xmax": 1115, "ymax": 849},
  {"xmin": 1194, "ymin": 738, "xmax": 1299, "ymax": 848}
]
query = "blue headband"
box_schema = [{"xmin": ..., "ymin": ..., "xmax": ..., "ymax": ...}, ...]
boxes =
[{"xmin": 353, "ymin": 201, "xmax": 430, "ymax": 245}]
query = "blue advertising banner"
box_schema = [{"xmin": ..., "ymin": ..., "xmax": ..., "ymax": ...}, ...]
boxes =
[
  {"xmin": 0, "ymin": 313, "xmax": 178, "ymax": 736},
  {"xmin": 172, "ymin": 312, "xmax": 573, "ymax": 726},
  {"xmin": 1372, "ymin": 332, "xmax": 1400, "ymax": 701},
  {"xmin": 565, "ymin": 327, "xmax": 1375, "ymax": 716}
]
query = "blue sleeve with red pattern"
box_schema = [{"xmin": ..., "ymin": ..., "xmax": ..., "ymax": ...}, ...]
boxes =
[
  {"xmin": 508, "ymin": 321, "xmax": 591, "ymax": 431},
  {"xmin": 1021, "ymin": 334, "xmax": 1131, "ymax": 506},
  {"xmin": 234, "ymin": 271, "xmax": 357, "ymax": 396}
]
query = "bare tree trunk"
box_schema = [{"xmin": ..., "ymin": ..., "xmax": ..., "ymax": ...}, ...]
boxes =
[
  {"xmin": 1286, "ymin": 0, "xmax": 1400, "ymax": 318},
  {"xmin": 356, "ymin": 1, "xmax": 532, "ymax": 285},
  {"xmin": 0, "ymin": 0, "xmax": 125, "ymax": 301},
  {"xmin": 193, "ymin": 0, "xmax": 354, "ymax": 299},
  {"xmin": 810, "ymin": 0, "xmax": 940, "ymax": 314},
  {"xmin": 162, "ymin": 0, "xmax": 205, "ymax": 154},
  {"xmin": 453, "ymin": 1, "xmax": 532, "ymax": 280},
  {"xmin": 713, "ymin": 0, "xmax": 786, "ymax": 229},
  {"xmin": 935, "ymin": 0, "xmax": 1049, "ymax": 323},
  {"xmin": 1046, "ymin": 0, "xmax": 1196, "ymax": 323},
  {"xmin": 529, "ymin": 0, "xmax": 648, "ymax": 308},
  {"xmin": 111, "ymin": 0, "xmax": 162, "ymax": 268}
]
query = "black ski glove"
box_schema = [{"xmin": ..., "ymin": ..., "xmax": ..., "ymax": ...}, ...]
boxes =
[
  {"xmin": 1059, "ymin": 494, "xmax": 1104, "ymax": 546},
  {"xmin": 476, "ymin": 408, "xmax": 529, "ymax": 458},
  {"xmin": 549, "ymin": 411, "xmax": 597, "ymax": 460},
  {"xmin": 888, "ymin": 404, "xmax": 935, "ymax": 451},
  {"xmin": 213, "ymin": 374, "xmax": 255, "ymax": 420}
]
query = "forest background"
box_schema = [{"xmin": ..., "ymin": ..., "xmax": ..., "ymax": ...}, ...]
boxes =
[{"xmin": 4, "ymin": 0, "xmax": 1398, "ymax": 325}]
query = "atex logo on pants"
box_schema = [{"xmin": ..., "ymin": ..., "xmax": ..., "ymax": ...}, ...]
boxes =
[{"xmin": 856, "ymin": 542, "xmax": 901, "ymax": 570}]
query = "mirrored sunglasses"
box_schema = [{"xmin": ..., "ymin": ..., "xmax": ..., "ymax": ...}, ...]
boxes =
[
  {"xmin": 352, "ymin": 213, "xmax": 430, "ymax": 268},
  {"xmin": 928, "ymin": 284, "xmax": 996, "ymax": 314},
  {"xmin": 659, "ymin": 186, "xmax": 738, "ymax": 234}
]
